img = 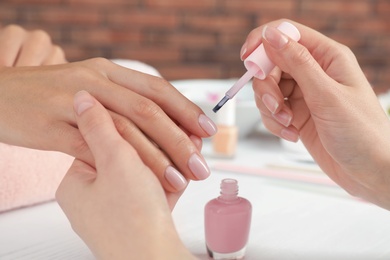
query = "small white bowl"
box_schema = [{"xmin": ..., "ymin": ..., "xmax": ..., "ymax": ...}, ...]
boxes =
[{"xmin": 170, "ymin": 79, "xmax": 260, "ymax": 138}]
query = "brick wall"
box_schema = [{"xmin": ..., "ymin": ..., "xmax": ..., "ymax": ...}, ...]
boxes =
[{"xmin": 0, "ymin": 0, "xmax": 389, "ymax": 92}]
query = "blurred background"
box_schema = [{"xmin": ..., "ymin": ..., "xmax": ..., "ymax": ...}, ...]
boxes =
[{"xmin": 0, "ymin": 0, "xmax": 389, "ymax": 93}]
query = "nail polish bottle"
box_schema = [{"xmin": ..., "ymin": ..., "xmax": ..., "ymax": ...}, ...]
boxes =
[
  {"xmin": 204, "ymin": 179, "xmax": 252, "ymax": 259},
  {"xmin": 212, "ymin": 96, "xmax": 238, "ymax": 158}
]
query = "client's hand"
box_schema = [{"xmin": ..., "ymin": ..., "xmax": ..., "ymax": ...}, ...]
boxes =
[
  {"xmin": 0, "ymin": 24, "xmax": 66, "ymax": 66},
  {"xmin": 0, "ymin": 59, "xmax": 216, "ymax": 192},
  {"xmin": 241, "ymin": 19, "xmax": 390, "ymax": 209},
  {"xmin": 56, "ymin": 91, "xmax": 195, "ymax": 259}
]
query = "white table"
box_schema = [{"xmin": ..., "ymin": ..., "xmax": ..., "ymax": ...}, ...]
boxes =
[{"xmin": 1, "ymin": 134, "xmax": 390, "ymax": 259}]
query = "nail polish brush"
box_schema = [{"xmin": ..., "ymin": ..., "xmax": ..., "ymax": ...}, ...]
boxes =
[{"xmin": 213, "ymin": 22, "xmax": 301, "ymax": 113}]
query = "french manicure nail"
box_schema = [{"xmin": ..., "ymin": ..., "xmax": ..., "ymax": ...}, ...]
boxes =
[
  {"xmin": 281, "ymin": 128, "xmax": 299, "ymax": 142},
  {"xmin": 74, "ymin": 90, "xmax": 95, "ymax": 116},
  {"xmin": 273, "ymin": 110, "xmax": 292, "ymax": 127},
  {"xmin": 165, "ymin": 166, "xmax": 188, "ymax": 191},
  {"xmin": 262, "ymin": 94, "xmax": 279, "ymax": 114},
  {"xmin": 240, "ymin": 44, "xmax": 247, "ymax": 61},
  {"xmin": 199, "ymin": 114, "xmax": 217, "ymax": 136},
  {"xmin": 188, "ymin": 153, "xmax": 210, "ymax": 180},
  {"xmin": 262, "ymin": 25, "xmax": 289, "ymax": 50}
]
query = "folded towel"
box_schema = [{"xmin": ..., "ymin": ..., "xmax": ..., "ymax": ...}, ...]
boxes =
[
  {"xmin": 0, "ymin": 144, "xmax": 73, "ymax": 212},
  {"xmin": 0, "ymin": 60, "xmax": 161, "ymax": 212}
]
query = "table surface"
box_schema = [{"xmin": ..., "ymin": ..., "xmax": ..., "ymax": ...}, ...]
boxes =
[{"xmin": 1, "ymin": 134, "xmax": 390, "ymax": 260}]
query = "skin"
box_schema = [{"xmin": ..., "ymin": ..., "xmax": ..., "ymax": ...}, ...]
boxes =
[
  {"xmin": 56, "ymin": 90, "xmax": 195, "ymax": 259},
  {"xmin": 0, "ymin": 24, "xmax": 66, "ymax": 66},
  {"xmin": 242, "ymin": 19, "xmax": 390, "ymax": 210},
  {"xmin": 0, "ymin": 25, "xmax": 216, "ymax": 193},
  {"xmin": 20, "ymin": 19, "xmax": 390, "ymax": 258}
]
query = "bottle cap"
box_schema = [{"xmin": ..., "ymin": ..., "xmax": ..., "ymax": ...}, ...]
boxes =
[{"xmin": 243, "ymin": 22, "xmax": 301, "ymax": 79}]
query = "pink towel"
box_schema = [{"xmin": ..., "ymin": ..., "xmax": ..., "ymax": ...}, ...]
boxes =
[{"xmin": 0, "ymin": 143, "xmax": 73, "ymax": 212}]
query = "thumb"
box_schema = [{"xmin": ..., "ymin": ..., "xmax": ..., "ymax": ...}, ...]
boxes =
[
  {"xmin": 261, "ymin": 25, "xmax": 335, "ymax": 99},
  {"xmin": 73, "ymin": 90, "xmax": 133, "ymax": 167}
]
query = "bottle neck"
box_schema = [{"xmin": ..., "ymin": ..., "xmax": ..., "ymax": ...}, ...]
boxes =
[{"xmin": 219, "ymin": 178, "xmax": 239, "ymax": 201}]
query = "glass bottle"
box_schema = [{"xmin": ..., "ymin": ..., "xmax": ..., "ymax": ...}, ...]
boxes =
[{"xmin": 204, "ymin": 179, "xmax": 252, "ymax": 259}]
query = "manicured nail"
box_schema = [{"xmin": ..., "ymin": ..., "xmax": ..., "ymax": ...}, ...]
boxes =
[
  {"xmin": 273, "ymin": 110, "xmax": 292, "ymax": 127},
  {"xmin": 188, "ymin": 153, "xmax": 210, "ymax": 180},
  {"xmin": 262, "ymin": 25, "xmax": 289, "ymax": 50},
  {"xmin": 262, "ymin": 94, "xmax": 279, "ymax": 114},
  {"xmin": 199, "ymin": 114, "xmax": 217, "ymax": 136},
  {"xmin": 281, "ymin": 128, "xmax": 299, "ymax": 142},
  {"xmin": 165, "ymin": 166, "xmax": 188, "ymax": 191},
  {"xmin": 74, "ymin": 90, "xmax": 95, "ymax": 116}
]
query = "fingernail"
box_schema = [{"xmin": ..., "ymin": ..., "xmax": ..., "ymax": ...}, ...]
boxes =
[
  {"xmin": 199, "ymin": 114, "xmax": 217, "ymax": 136},
  {"xmin": 74, "ymin": 90, "xmax": 94, "ymax": 116},
  {"xmin": 262, "ymin": 25, "xmax": 289, "ymax": 50},
  {"xmin": 281, "ymin": 128, "xmax": 299, "ymax": 142},
  {"xmin": 273, "ymin": 110, "xmax": 292, "ymax": 127},
  {"xmin": 240, "ymin": 43, "xmax": 247, "ymax": 61},
  {"xmin": 262, "ymin": 94, "xmax": 279, "ymax": 114},
  {"xmin": 188, "ymin": 153, "xmax": 210, "ymax": 180},
  {"xmin": 165, "ymin": 166, "xmax": 188, "ymax": 191}
]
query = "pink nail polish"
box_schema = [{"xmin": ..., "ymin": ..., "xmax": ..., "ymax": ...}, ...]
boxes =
[
  {"xmin": 165, "ymin": 166, "xmax": 187, "ymax": 191},
  {"xmin": 188, "ymin": 153, "xmax": 210, "ymax": 180},
  {"xmin": 204, "ymin": 179, "xmax": 252, "ymax": 259},
  {"xmin": 199, "ymin": 114, "xmax": 218, "ymax": 136}
]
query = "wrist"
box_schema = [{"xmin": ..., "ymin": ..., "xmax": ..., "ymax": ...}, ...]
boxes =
[
  {"xmin": 91, "ymin": 213, "xmax": 195, "ymax": 260},
  {"xmin": 365, "ymin": 122, "xmax": 390, "ymax": 210}
]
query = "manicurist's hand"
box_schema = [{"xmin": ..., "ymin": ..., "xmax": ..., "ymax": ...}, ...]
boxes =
[
  {"xmin": 0, "ymin": 24, "xmax": 66, "ymax": 66},
  {"xmin": 242, "ymin": 19, "xmax": 390, "ymax": 210},
  {"xmin": 0, "ymin": 59, "xmax": 216, "ymax": 193},
  {"xmin": 56, "ymin": 91, "xmax": 196, "ymax": 259}
]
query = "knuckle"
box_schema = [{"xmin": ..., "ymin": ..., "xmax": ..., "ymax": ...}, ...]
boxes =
[
  {"xmin": 81, "ymin": 115, "xmax": 105, "ymax": 140},
  {"xmin": 69, "ymin": 134, "xmax": 90, "ymax": 157},
  {"xmin": 147, "ymin": 76, "xmax": 170, "ymax": 93},
  {"xmin": 87, "ymin": 57, "xmax": 112, "ymax": 69},
  {"xmin": 31, "ymin": 29, "xmax": 52, "ymax": 44},
  {"xmin": 112, "ymin": 116, "xmax": 137, "ymax": 138},
  {"xmin": 66, "ymin": 65, "xmax": 98, "ymax": 84},
  {"xmin": 334, "ymin": 42, "xmax": 358, "ymax": 63},
  {"xmin": 53, "ymin": 45, "xmax": 66, "ymax": 60},
  {"xmin": 173, "ymin": 133, "xmax": 192, "ymax": 151},
  {"xmin": 291, "ymin": 45, "xmax": 315, "ymax": 69},
  {"xmin": 4, "ymin": 24, "xmax": 25, "ymax": 35},
  {"xmin": 132, "ymin": 98, "xmax": 161, "ymax": 120}
]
